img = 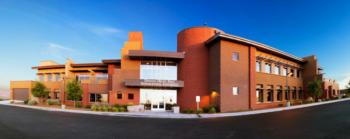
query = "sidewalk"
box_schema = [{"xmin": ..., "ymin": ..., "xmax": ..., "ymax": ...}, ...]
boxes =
[{"xmin": 1, "ymin": 98, "xmax": 349, "ymax": 119}]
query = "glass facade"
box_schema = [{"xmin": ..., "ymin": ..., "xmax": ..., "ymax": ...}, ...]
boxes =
[{"xmin": 140, "ymin": 61, "xmax": 177, "ymax": 80}]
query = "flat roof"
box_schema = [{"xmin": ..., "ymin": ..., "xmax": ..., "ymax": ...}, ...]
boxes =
[
  {"xmin": 32, "ymin": 65, "xmax": 65, "ymax": 70},
  {"xmin": 206, "ymin": 33, "xmax": 305, "ymax": 63},
  {"xmin": 102, "ymin": 59, "xmax": 121, "ymax": 64},
  {"xmin": 71, "ymin": 63, "xmax": 107, "ymax": 68},
  {"xmin": 128, "ymin": 50, "xmax": 185, "ymax": 60}
]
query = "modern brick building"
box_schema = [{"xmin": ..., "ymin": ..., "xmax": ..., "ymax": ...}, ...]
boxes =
[{"xmin": 10, "ymin": 26, "xmax": 340, "ymax": 112}]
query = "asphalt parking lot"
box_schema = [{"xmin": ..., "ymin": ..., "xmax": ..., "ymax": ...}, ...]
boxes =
[{"xmin": 0, "ymin": 100, "xmax": 350, "ymax": 139}]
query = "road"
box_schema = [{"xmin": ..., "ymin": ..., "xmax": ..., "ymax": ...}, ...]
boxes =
[{"xmin": 0, "ymin": 100, "xmax": 350, "ymax": 139}]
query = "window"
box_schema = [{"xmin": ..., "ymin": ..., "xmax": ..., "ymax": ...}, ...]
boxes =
[
  {"xmin": 232, "ymin": 52, "xmax": 239, "ymax": 61},
  {"xmin": 90, "ymin": 93, "xmax": 108, "ymax": 103},
  {"xmin": 128, "ymin": 93, "xmax": 134, "ymax": 100},
  {"xmin": 55, "ymin": 74, "xmax": 61, "ymax": 81},
  {"xmin": 285, "ymin": 86, "xmax": 290, "ymax": 100},
  {"xmin": 256, "ymin": 85, "xmax": 263, "ymax": 103},
  {"xmin": 267, "ymin": 85, "xmax": 273, "ymax": 102},
  {"xmin": 290, "ymin": 69, "xmax": 295, "ymax": 77},
  {"xmin": 298, "ymin": 87, "xmax": 303, "ymax": 99},
  {"xmin": 96, "ymin": 74, "xmax": 108, "ymax": 81},
  {"xmin": 265, "ymin": 63, "xmax": 272, "ymax": 73},
  {"xmin": 232, "ymin": 87, "xmax": 239, "ymax": 95},
  {"xmin": 117, "ymin": 93, "xmax": 122, "ymax": 99},
  {"xmin": 297, "ymin": 70, "xmax": 301, "ymax": 78},
  {"xmin": 140, "ymin": 60, "xmax": 177, "ymax": 80},
  {"xmin": 256, "ymin": 61, "xmax": 261, "ymax": 72},
  {"xmin": 38, "ymin": 75, "xmax": 44, "ymax": 81},
  {"xmin": 47, "ymin": 74, "xmax": 52, "ymax": 81},
  {"xmin": 292, "ymin": 87, "xmax": 297, "ymax": 100},
  {"xmin": 54, "ymin": 90, "xmax": 60, "ymax": 99},
  {"xmin": 277, "ymin": 86, "xmax": 283, "ymax": 101},
  {"xmin": 274, "ymin": 65, "xmax": 280, "ymax": 75},
  {"xmin": 77, "ymin": 75, "xmax": 90, "ymax": 81},
  {"xmin": 282, "ymin": 67, "xmax": 287, "ymax": 76}
]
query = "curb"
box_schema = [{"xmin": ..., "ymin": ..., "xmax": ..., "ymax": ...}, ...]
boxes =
[
  {"xmin": 199, "ymin": 98, "xmax": 350, "ymax": 118},
  {"xmin": 1, "ymin": 98, "xmax": 349, "ymax": 119}
]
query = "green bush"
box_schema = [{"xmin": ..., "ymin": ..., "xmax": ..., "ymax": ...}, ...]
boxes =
[
  {"xmin": 28, "ymin": 100, "xmax": 38, "ymax": 105},
  {"xmin": 47, "ymin": 99, "xmax": 60, "ymax": 106},
  {"xmin": 112, "ymin": 107, "xmax": 119, "ymax": 112},
  {"xmin": 196, "ymin": 108, "xmax": 203, "ymax": 114},
  {"xmin": 102, "ymin": 105, "xmax": 108, "ymax": 112},
  {"xmin": 75, "ymin": 102, "xmax": 82, "ymax": 108},
  {"xmin": 119, "ymin": 107, "xmax": 126, "ymax": 112},
  {"xmin": 91, "ymin": 105, "xmax": 98, "ymax": 111},
  {"xmin": 24, "ymin": 100, "xmax": 29, "ymax": 104},
  {"xmin": 208, "ymin": 107, "xmax": 216, "ymax": 113},
  {"xmin": 85, "ymin": 105, "xmax": 91, "ymax": 109}
]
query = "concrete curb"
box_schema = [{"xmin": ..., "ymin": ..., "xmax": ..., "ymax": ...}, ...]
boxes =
[
  {"xmin": 200, "ymin": 98, "xmax": 350, "ymax": 118},
  {"xmin": 1, "ymin": 98, "xmax": 349, "ymax": 119}
]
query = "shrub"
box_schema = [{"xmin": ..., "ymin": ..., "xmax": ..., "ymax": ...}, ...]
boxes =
[
  {"xmin": 75, "ymin": 102, "xmax": 82, "ymax": 108},
  {"xmin": 119, "ymin": 107, "xmax": 126, "ymax": 112},
  {"xmin": 91, "ymin": 105, "xmax": 98, "ymax": 111},
  {"xmin": 24, "ymin": 100, "xmax": 29, "ymax": 104},
  {"xmin": 47, "ymin": 99, "xmax": 60, "ymax": 106},
  {"xmin": 196, "ymin": 108, "xmax": 203, "ymax": 114},
  {"xmin": 85, "ymin": 105, "xmax": 91, "ymax": 109},
  {"xmin": 102, "ymin": 105, "xmax": 109, "ymax": 112},
  {"xmin": 28, "ymin": 100, "xmax": 38, "ymax": 105},
  {"xmin": 202, "ymin": 107, "xmax": 210, "ymax": 113},
  {"xmin": 112, "ymin": 107, "xmax": 119, "ymax": 112},
  {"xmin": 208, "ymin": 107, "xmax": 216, "ymax": 113}
]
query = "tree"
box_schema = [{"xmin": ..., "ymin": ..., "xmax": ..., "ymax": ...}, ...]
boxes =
[
  {"xmin": 347, "ymin": 80, "xmax": 350, "ymax": 96},
  {"xmin": 307, "ymin": 78, "xmax": 323, "ymax": 101},
  {"xmin": 31, "ymin": 82, "xmax": 49, "ymax": 103},
  {"xmin": 66, "ymin": 79, "xmax": 83, "ymax": 107}
]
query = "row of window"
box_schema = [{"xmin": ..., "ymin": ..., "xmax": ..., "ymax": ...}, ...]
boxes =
[
  {"xmin": 76, "ymin": 74, "xmax": 109, "ymax": 81},
  {"xmin": 89, "ymin": 93, "xmax": 134, "ymax": 103},
  {"xmin": 38, "ymin": 74, "xmax": 62, "ymax": 82},
  {"xmin": 256, "ymin": 85, "xmax": 303, "ymax": 103},
  {"xmin": 256, "ymin": 61, "xmax": 301, "ymax": 78}
]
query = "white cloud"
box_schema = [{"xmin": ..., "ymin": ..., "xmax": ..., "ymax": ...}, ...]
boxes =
[
  {"xmin": 41, "ymin": 43, "xmax": 77, "ymax": 62},
  {"xmin": 48, "ymin": 43, "xmax": 75, "ymax": 52},
  {"xmin": 89, "ymin": 26, "xmax": 122, "ymax": 36},
  {"xmin": 334, "ymin": 73, "xmax": 350, "ymax": 89}
]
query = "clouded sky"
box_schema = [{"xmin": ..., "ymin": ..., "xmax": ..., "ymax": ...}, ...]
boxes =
[{"xmin": 0, "ymin": 0, "xmax": 350, "ymax": 94}]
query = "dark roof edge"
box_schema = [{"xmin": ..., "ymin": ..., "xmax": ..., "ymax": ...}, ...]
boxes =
[{"xmin": 206, "ymin": 33, "xmax": 305, "ymax": 63}]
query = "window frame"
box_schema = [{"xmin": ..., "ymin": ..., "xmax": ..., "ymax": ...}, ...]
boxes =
[
  {"xmin": 128, "ymin": 93, "xmax": 134, "ymax": 100},
  {"xmin": 232, "ymin": 52, "xmax": 239, "ymax": 61}
]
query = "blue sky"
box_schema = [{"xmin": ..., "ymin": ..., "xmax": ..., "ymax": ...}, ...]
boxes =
[{"xmin": 0, "ymin": 0, "xmax": 350, "ymax": 94}]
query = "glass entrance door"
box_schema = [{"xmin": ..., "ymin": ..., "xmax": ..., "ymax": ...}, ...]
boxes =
[
  {"xmin": 151, "ymin": 100, "xmax": 165, "ymax": 111},
  {"xmin": 140, "ymin": 89, "xmax": 177, "ymax": 111}
]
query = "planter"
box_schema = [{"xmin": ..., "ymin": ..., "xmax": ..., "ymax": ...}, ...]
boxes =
[
  {"xmin": 172, "ymin": 106, "xmax": 180, "ymax": 114},
  {"xmin": 286, "ymin": 101, "xmax": 291, "ymax": 107},
  {"xmin": 127, "ymin": 105, "xmax": 145, "ymax": 112},
  {"xmin": 61, "ymin": 104, "xmax": 66, "ymax": 109}
]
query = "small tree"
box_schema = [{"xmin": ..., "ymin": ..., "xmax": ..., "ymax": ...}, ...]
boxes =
[
  {"xmin": 31, "ymin": 82, "xmax": 49, "ymax": 103},
  {"xmin": 66, "ymin": 79, "xmax": 83, "ymax": 107},
  {"xmin": 307, "ymin": 78, "xmax": 323, "ymax": 101},
  {"xmin": 347, "ymin": 80, "xmax": 350, "ymax": 96}
]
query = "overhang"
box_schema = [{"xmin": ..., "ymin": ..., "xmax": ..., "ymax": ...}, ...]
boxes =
[
  {"xmin": 71, "ymin": 63, "xmax": 107, "ymax": 68},
  {"xmin": 102, "ymin": 59, "xmax": 121, "ymax": 64},
  {"xmin": 32, "ymin": 65, "xmax": 65, "ymax": 70},
  {"xmin": 206, "ymin": 33, "xmax": 305, "ymax": 63},
  {"xmin": 128, "ymin": 50, "xmax": 185, "ymax": 60},
  {"xmin": 124, "ymin": 79, "xmax": 184, "ymax": 88}
]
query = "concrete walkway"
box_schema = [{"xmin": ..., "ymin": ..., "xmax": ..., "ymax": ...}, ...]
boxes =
[{"xmin": 1, "ymin": 98, "xmax": 349, "ymax": 119}]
